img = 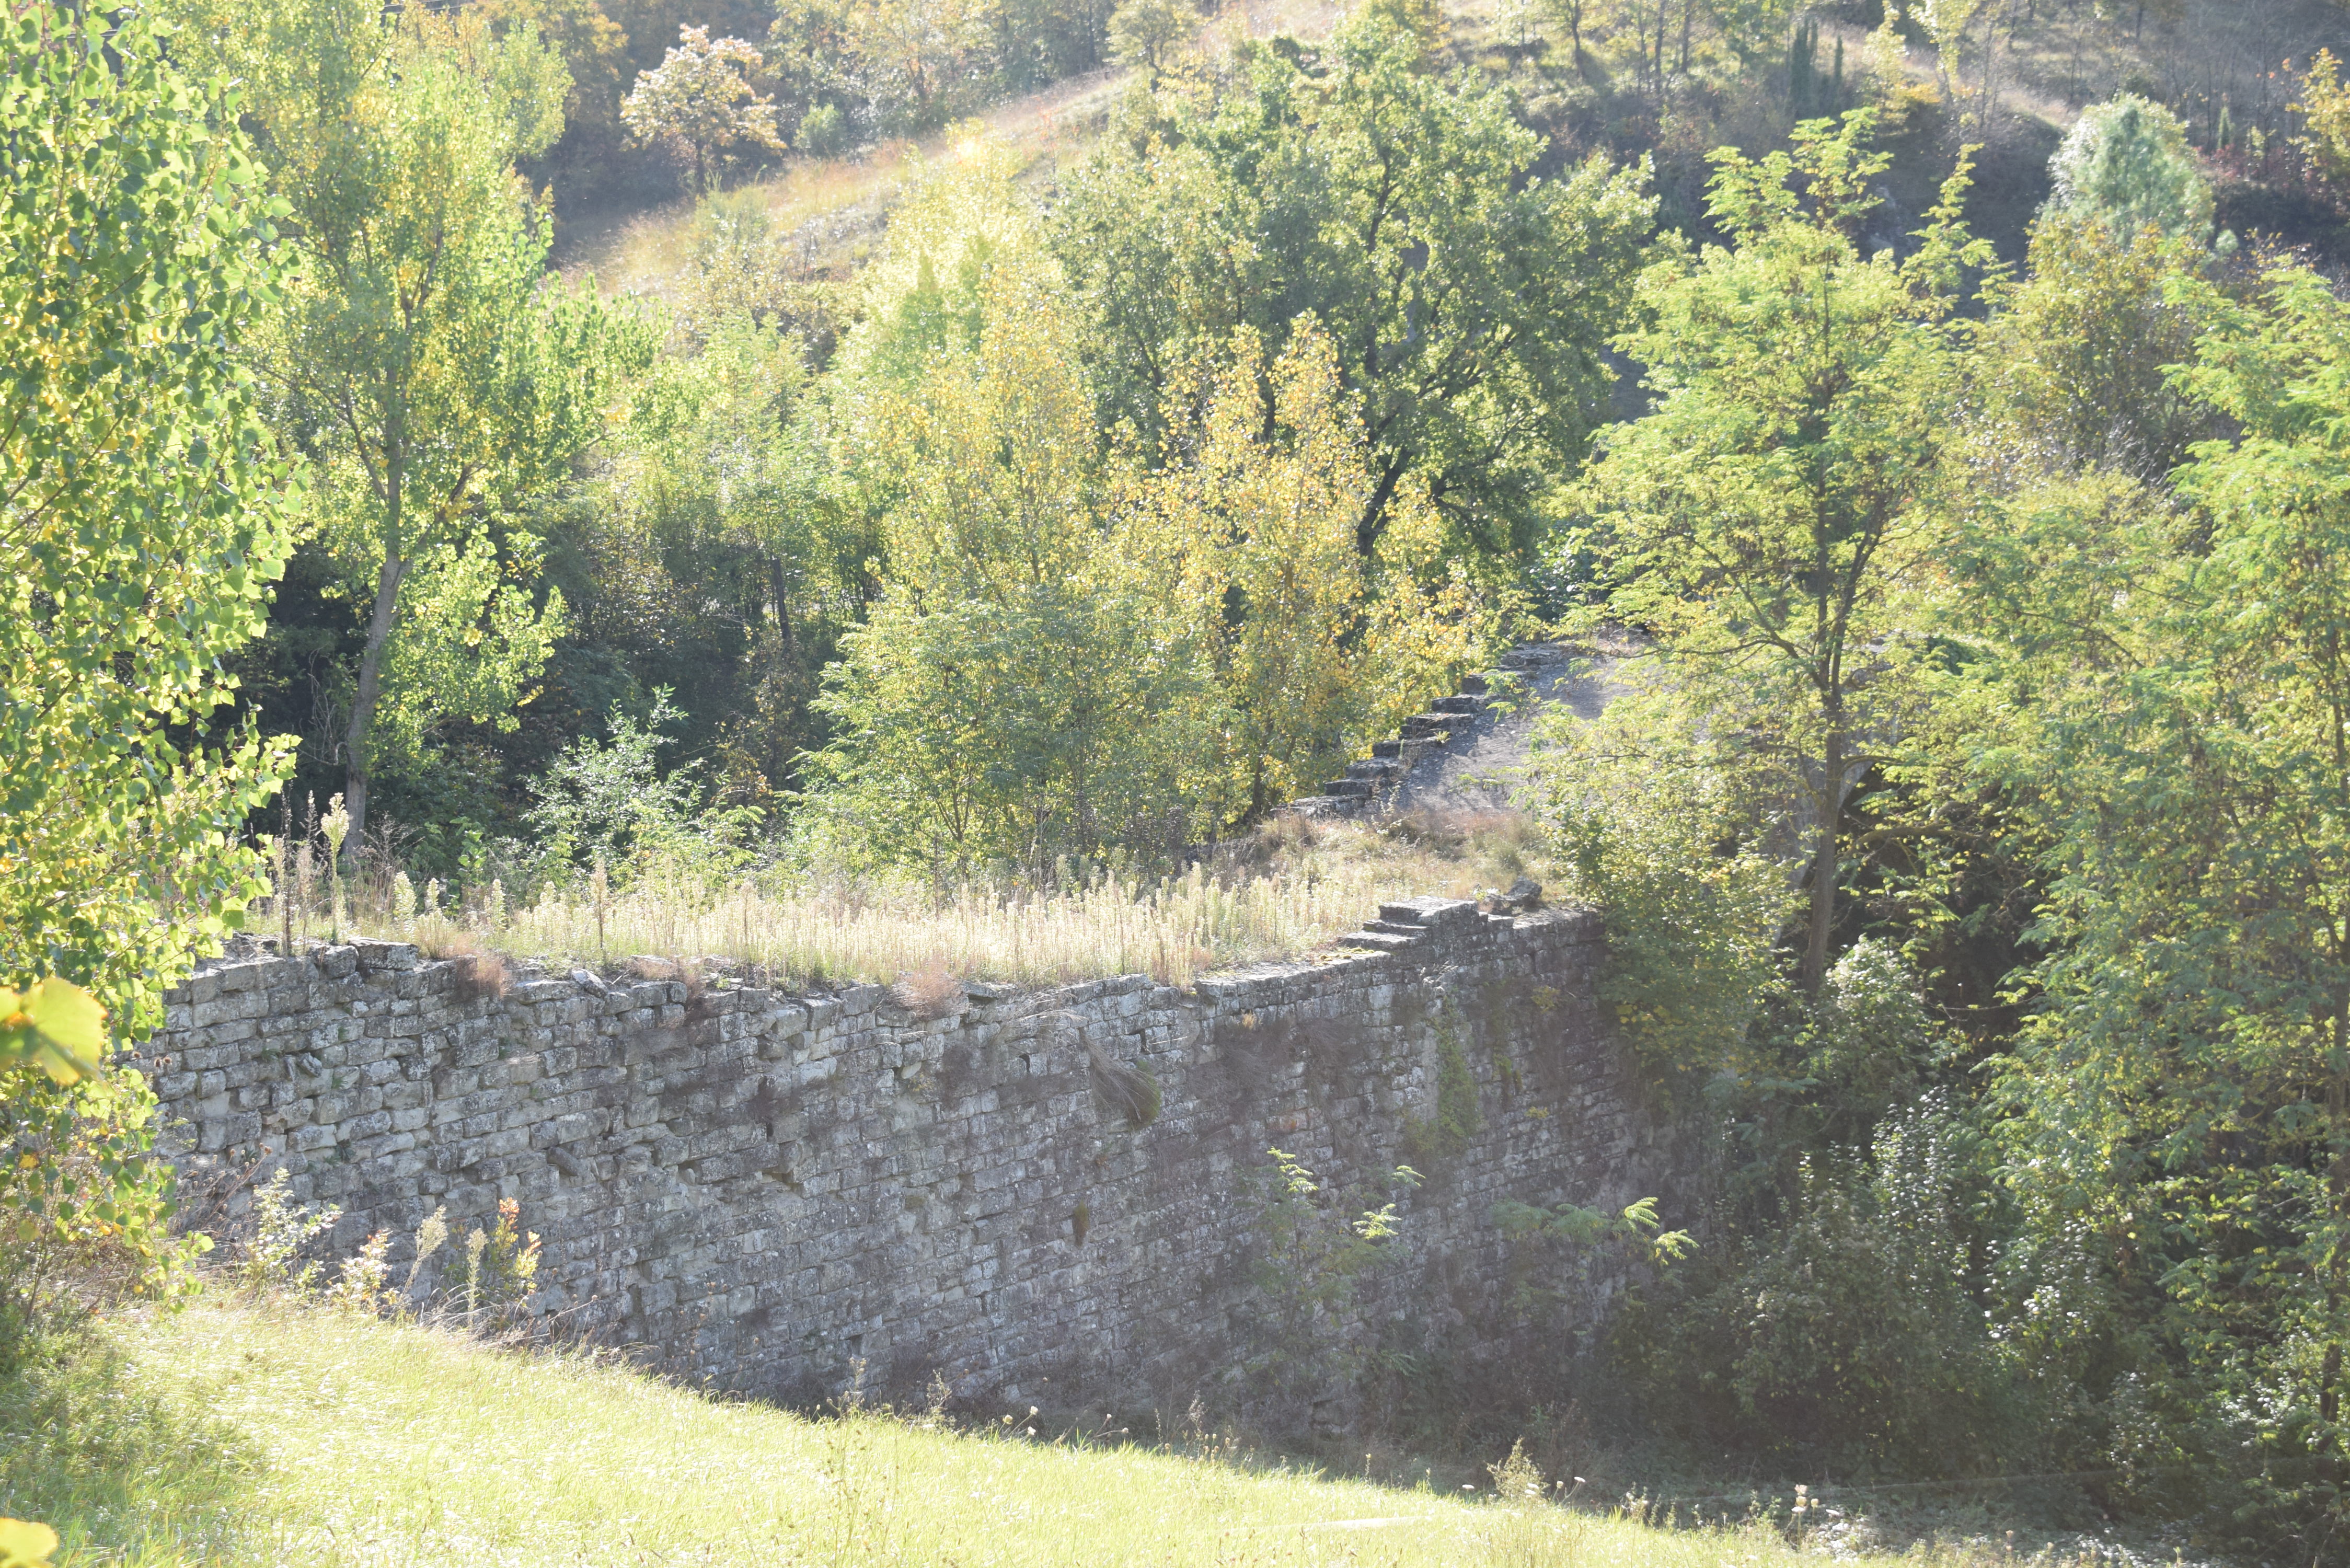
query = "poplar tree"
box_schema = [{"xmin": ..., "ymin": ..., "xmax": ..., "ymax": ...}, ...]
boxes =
[
  {"xmin": 175, "ymin": 0, "xmax": 648, "ymax": 845},
  {"xmin": 2, "ymin": 2, "xmax": 293, "ymax": 1025},
  {"xmin": 807, "ymin": 153, "xmax": 1487, "ymax": 868}
]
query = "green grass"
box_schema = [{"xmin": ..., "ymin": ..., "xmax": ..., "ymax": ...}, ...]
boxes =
[{"xmin": 2, "ymin": 1298, "xmax": 2048, "ymax": 1567}]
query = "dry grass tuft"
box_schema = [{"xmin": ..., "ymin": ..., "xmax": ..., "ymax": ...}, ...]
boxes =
[
  {"xmin": 414, "ymin": 923, "xmax": 511, "ymax": 1001},
  {"xmin": 1088, "ymin": 1046, "xmax": 1162, "ymax": 1129},
  {"xmin": 1057, "ymin": 1010, "xmax": 1162, "ymax": 1128},
  {"xmin": 891, "ymin": 959, "xmax": 966, "ymax": 1020},
  {"xmin": 622, "ymin": 953, "xmax": 708, "ymax": 1010},
  {"xmin": 452, "ymin": 952, "xmax": 510, "ymax": 1004}
]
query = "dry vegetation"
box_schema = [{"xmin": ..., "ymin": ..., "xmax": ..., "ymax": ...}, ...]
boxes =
[{"xmin": 333, "ymin": 810, "xmax": 1555, "ymax": 989}]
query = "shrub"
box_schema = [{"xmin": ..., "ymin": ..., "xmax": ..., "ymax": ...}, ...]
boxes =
[
  {"xmin": 0, "ymin": 1068, "xmax": 203, "ymax": 1370},
  {"xmin": 447, "ymin": 1198, "xmax": 541, "ymax": 1321},
  {"xmin": 1236, "ymin": 1148, "xmax": 1420, "ymax": 1428},
  {"xmin": 236, "ymin": 1170, "xmax": 340, "ymax": 1300},
  {"xmin": 797, "ymin": 101, "xmax": 846, "ymax": 156},
  {"xmin": 1526, "ymin": 683, "xmax": 1794, "ymax": 1086},
  {"xmin": 2048, "ymin": 93, "xmax": 2214, "ymax": 240},
  {"xmin": 1616, "ymin": 1103, "xmax": 2034, "ymax": 1475},
  {"xmin": 1399, "ymin": 1027, "xmax": 1480, "ymax": 1166}
]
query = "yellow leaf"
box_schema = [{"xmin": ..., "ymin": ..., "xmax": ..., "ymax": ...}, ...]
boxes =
[
  {"xmin": 0, "ymin": 1517, "xmax": 60, "ymax": 1568},
  {"xmin": 19, "ymin": 977, "xmax": 106, "ymax": 1083}
]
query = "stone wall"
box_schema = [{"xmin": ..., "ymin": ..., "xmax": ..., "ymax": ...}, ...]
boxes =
[{"xmin": 139, "ymin": 896, "xmax": 1680, "ymax": 1422}]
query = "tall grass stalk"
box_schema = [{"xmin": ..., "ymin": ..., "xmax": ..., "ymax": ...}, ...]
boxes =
[
  {"xmin": 338, "ymin": 812, "xmax": 1551, "ymax": 987},
  {"xmin": 503, "ymin": 859, "xmax": 1410, "ymax": 988}
]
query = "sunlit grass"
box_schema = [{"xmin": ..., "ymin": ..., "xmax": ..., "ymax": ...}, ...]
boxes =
[
  {"xmin": 3, "ymin": 1299, "xmax": 2070, "ymax": 1567},
  {"xmin": 347, "ymin": 812, "xmax": 1558, "ymax": 988}
]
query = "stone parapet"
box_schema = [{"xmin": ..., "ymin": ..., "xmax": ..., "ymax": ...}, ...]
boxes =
[{"xmin": 140, "ymin": 906, "xmax": 1678, "ymax": 1420}]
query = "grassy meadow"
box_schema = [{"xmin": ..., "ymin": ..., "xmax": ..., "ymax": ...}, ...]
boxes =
[{"xmin": 4, "ymin": 1298, "xmax": 2118, "ymax": 1568}]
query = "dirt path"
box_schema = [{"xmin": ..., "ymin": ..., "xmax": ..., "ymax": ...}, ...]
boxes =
[{"xmin": 1388, "ymin": 640, "xmax": 1631, "ymax": 815}]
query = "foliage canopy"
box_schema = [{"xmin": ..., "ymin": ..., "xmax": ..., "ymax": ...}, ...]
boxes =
[{"xmin": 2, "ymin": 0, "xmax": 288, "ymax": 1344}]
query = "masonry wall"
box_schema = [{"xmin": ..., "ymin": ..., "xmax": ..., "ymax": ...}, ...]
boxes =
[{"xmin": 139, "ymin": 896, "xmax": 1680, "ymax": 1423}]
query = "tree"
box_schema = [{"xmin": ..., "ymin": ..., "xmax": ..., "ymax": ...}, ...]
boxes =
[
  {"xmin": 2047, "ymin": 93, "xmax": 2214, "ymax": 240},
  {"xmin": 1971, "ymin": 212, "xmax": 2222, "ymax": 484},
  {"xmin": 1053, "ymin": 15, "xmax": 1655, "ymax": 565},
  {"xmin": 1569, "ymin": 112, "xmax": 1990, "ymax": 994},
  {"xmin": 805, "ymin": 151, "xmax": 1489, "ymax": 866},
  {"xmin": 2, "ymin": 1, "xmax": 294, "ymax": 1032},
  {"xmin": 1546, "ymin": 0, "xmax": 1588, "ymax": 62},
  {"xmin": 835, "ymin": 0, "xmax": 1001, "ymax": 136},
  {"xmin": 1149, "ymin": 324, "xmax": 1493, "ymax": 825},
  {"xmin": 765, "ymin": 0, "xmax": 855, "ymax": 141},
  {"xmin": 595, "ymin": 301, "xmax": 862, "ymax": 797},
  {"xmin": 477, "ymin": 0, "xmax": 632, "ymax": 146},
  {"xmin": 2293, "ymin": 49, "xmax": 2350, "ymax": 190},
  {"xmin": 621, "ymin": 24, "xmax": 784, "ymax": 188},
  {"xmin": 1107, "ymin": 0, "xmax": 1195, "ymax": 79},
  {"xmin": 1952, "ymin": 259, "xmax": 2350, "ymax": 1546},
  {"xmin": 3, "ymin": 0, "xmax": 291, "ymax": 1327},
  {"xmin": 178, "ymin": 0, "xmax": 650, "ymax": 848},
  {"xmin": 1916, "ymin": 0, "xmax": 1983, "ymax": 111},
  {"xmin": 808, "ymin": 270, "xmax": 1206, "ymax": 873}
]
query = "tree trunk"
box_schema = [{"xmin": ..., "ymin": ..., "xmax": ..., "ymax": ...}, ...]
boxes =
[
  {"xmin": 1977, "ymin": 0, "xmax": 2003, "ymax": 138},
  {"xmin": 1355, "ymin": 457, "xmax": 1407, "ymax": 557},
  {"xmin": 1803, "ymin": 727, "xmax": 1845, "ymax": 995},
  {"xmin": 2325, "ymin": 1017, "xmax": 2350, "ymax": 1466}
]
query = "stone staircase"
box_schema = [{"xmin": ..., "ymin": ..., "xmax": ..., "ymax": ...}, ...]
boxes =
[
  {"xmin": 1290, "ymin": 676, "xmax": 1496, "ymax": 816},
  {"xmin": 1334, "ymin": 893, "xmax": 1484, "ymax": 953},
  {"xmin": 1286, "ymin": 642, "xmax": 1577, "ymax": 818}
]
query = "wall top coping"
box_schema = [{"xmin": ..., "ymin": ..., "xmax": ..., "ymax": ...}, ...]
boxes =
[{"xmin": 167, "ymin": 901, "xmax": 1601, "ymax": 1014}]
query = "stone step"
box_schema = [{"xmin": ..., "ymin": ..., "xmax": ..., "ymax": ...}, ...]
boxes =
[
  {"xmin": 1321, "ymin": 778, "xmax": 1375, "ymax": 798},
  {"xmin": 1361, "ymin": 919, "xmax": 1425, "ymax": 938},
  {"xmin": 1431, "ymin": 694, "xmax": 1488, "ymax": 715},
  {"xmin": 1400, "ymin": 712, "xmax": 1473, "ymax": 740},
  {"xmin": 1370, "ymin": 739, "xmax": 1405, "ymax": 759},
  {"xmin": 1338, "ymin": 930, "xmax": 1419, "ymax": 952},
  {"xmin": 1344, "ymin": 758, "xmax": 1395, "ymax": 780},
  {"xmin": 1377, "ymin": 902, "xmax": 1434, "ymax": 926}
]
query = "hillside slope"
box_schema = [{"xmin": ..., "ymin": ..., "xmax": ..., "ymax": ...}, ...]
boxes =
[
  {"xmin": 557, "ymin": 0, "xmax": 1347, "ymax": 291},
  {"xmin": 9, "ymin": 1300, "xmax": 1970, "ymax": 1567}
]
